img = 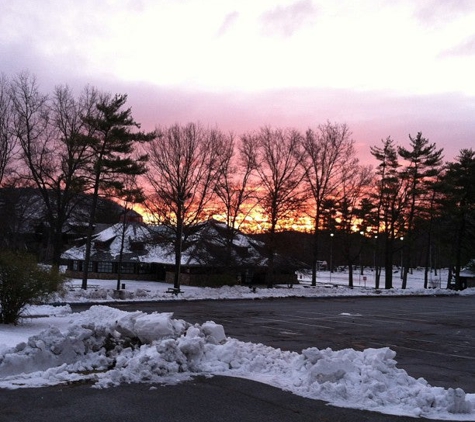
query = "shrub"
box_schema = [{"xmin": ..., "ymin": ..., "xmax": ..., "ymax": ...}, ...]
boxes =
[{"xmin": 0, "ymin": 250, "xmax": 65, "ymax": 324}]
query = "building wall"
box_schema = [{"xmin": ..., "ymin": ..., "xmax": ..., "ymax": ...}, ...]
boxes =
[
  {"xmin": 64, "ymin": 269, "xmax": 160, "ymax": 281},
  {"xmin": 165, "ymin": 271, "xmax": 191, "ymax": 285},
  {"xmin": 165, "ymin": 269, "xmax": 298, "ymax": 287},
  {"xmin": 463, "ymin": 277, "xmax": 475, "ymax": 288},
  {"xmin": 63, "ymin": 259, "xmax": 166, "ymax": 281}
]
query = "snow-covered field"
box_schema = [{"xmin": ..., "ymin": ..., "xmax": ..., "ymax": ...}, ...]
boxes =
[{"xmin": 1, "ymin": 269, "xmax": 474, "ymax": 420}]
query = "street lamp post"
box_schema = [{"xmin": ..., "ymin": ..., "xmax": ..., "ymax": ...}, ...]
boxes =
[
  {"xmin": 360, "ymin": 231, "xmax": 365, "ymax": 276},
  {"xmin": 330, "ymin": 233, "xmax": 334, "ymax": 283}
]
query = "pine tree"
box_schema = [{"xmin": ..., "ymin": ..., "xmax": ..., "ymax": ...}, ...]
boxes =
[
  {"xmin": 370, "ymin": 137, "xmax": 405, "ymax": 289},
  {"xmin": 80, "ymin": 93, "xmax": 154, "ymax": 289},
  {"xmin": 439, "ymin": 149, "xmax": 475, "ymax": 290},
  {"xmin": 398, "ymin": 133, "xmax": 443, "ymax": 288}
]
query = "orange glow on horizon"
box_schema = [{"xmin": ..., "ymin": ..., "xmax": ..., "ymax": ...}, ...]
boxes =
[
  {"xmin": 131, "ymin": 201, "xmax": 375, "ymax": 235},
  {"xmin": 132, "ymin": 202, "xmax": 315, "ymax": 233}
]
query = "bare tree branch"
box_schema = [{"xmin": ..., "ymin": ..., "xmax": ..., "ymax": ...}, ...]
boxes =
[
  {"xmin": 301, "ymin": 121, "xmax": 356, "ymax": 286},
  {"xmin": 144, "ymin": 123, "xmax": 225, "ymax": 290},
  {"xmin": 251, "ymin": 126, "xmax": 305, "ymax": 287}
]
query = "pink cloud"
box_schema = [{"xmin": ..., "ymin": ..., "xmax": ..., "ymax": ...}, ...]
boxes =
[
  {"xmin": 260, "ymin": 0, "xmax": 319, "ymax": 37},
  {"xmin": 439, "ymin": 34, "xmax": 475, "ymax": 57},
  {"xmin": 216, "ymin": 11, "xmax": 239, "ymax": 37},
  {"xmin": 414, "ymin": 0, "xmax": 475, "ymax": 26},
  {"xmin": 5, "ymin": 67, "xmax": 471, "ymax": 166},
  {"xmin": 123, "ymin": 83, "xmax": 475, "ymax": 164}
]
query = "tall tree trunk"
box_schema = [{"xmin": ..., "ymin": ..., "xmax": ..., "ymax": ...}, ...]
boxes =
[
  {"xmin": 267, "ymin": 223, "xmax": 276, "ymax": 288},
  {"xmin": 423, "ymin": 232, "xmax": 431, "ymax": 289},
  {"xmin": 374, "ymin": 235, "xmax": 381, "ymax": 289},
  {"xmin": 401, "ymin": 241, "xmax": 409, "ymax": 289},
  {"xmin": 81, "ymin": 184, "xmax": 100, "ymax": 290},
  {"xmin": 384, "ymin": 237, "xmax": 393, "ymax": 289},
  {"xmin": 311, "ymin": 226, "xmax": 319, "ymax": 286},
  {"xmin": 348, "ymin": 260, "xmax": 354, "ymax": 288},
  {"xmin": 174, "ymin": 212, "xmax": 184, "ymax": 291},
  {"xmin": 375, "ymin": 266, "xmax": 381, "ymax": 289},
  {"xmin": 116, "ymin": 215, "xmax": 128, "ymax": 291},
  {"xmin": 51, "ymin": 217, "xmax": 65, "ymax": 267},
  {"xmin": 454, "ymin": 215, "xmax": 465, "ymax": 290},
  {"xmin": 446, "ymin": 265, "xmax": 453, "ymax": 289}
]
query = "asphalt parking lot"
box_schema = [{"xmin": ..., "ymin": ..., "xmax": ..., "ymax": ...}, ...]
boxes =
[
  {"xmin": 105, "ymin": 295, "xmax": 475, "ymax": 392},
  {"xmin": 1, "ymin": 296, "xmax": 473, "ymax": 422}
]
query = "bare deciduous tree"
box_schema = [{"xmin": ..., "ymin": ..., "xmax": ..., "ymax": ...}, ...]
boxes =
[
  {"xmin": 251, "ymin": 127, "xmax": 305, "ymax": 287},
  {"xmin": 301, "ymin": 121, "xmax": 356, "ymax": 286},
  {"xmin": 9, "ymin": 73, "xmax": 99, "ymax": 265},
  {"xmin": 336, "ymin": 164, "xmax": 373, "ymax": 287},
  {"xmin": 213, "ymin": 133, "xmax": 258, "ymax": 268},
  {"xmin": 0, "ymin": 74, "xmax": 15, "ymax": 186},
  {"xmin": 144, "ymin": 123, "xmax": 225, "ymax": 291},
  {"xmin": 10, "ymin": 72, "xmax": 51, "ymax": 185}
]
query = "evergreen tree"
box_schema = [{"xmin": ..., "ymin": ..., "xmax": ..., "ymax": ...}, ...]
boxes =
[
  {"xmin": 370, "ymin": 137, "xmax": 405, "ymax": 289},
  {"xmin": 80, "ymin": 94, "xmax": 154, "ymax": 289},
  {"xmin": 398, "ymin": 133, "xmax": 443, "ymax": 288},
  {"xmin": 438, "ymin": 149, "xmax": 475, "ymax": 290}
]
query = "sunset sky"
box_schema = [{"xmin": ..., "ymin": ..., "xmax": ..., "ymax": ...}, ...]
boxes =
[{"xmin": 2, "ymin": 0, "xmax": 475, "ymax": 163}]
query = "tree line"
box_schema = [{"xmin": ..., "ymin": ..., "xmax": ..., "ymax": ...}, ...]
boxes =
[{"xmin": 1, "ymin": 72, "xmax": 474, "ymax": 290}]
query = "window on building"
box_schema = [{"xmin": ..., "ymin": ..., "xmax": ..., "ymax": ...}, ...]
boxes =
[
  {"xmin": 120, "ymin": 263, "xmax": 135, "ymax": 274},
  {"xmin": 71, "ymin": 260, "xmax": 82, "ymax": 271},
  {"xmin": 97, "ymin": 261, "xmax": 113, "ymax": 273},
  {"xmin": 138, "ymin": 263, "xmax": 151, "ymax": 274}
]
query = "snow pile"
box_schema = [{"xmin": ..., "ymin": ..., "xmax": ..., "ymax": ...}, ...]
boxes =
[
  {"xmin": 0, "ymin": 306, "xmax": 473, "ymax": 420},
  {"xmin": 52, "ymin": 280, "xmax": 464, "ymax": 304},
  {"xmin": 291, "ymin": 347, "xmax": 472, "ymax": 418},
  {"xmin": 41, "ymin": 267, "xmax": 475, "ymax": 304}
]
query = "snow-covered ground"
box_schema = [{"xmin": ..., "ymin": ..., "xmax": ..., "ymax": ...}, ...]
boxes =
[{"xmin": 1, "ymin": 269, "xmax": 474, "ymax": 420}]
